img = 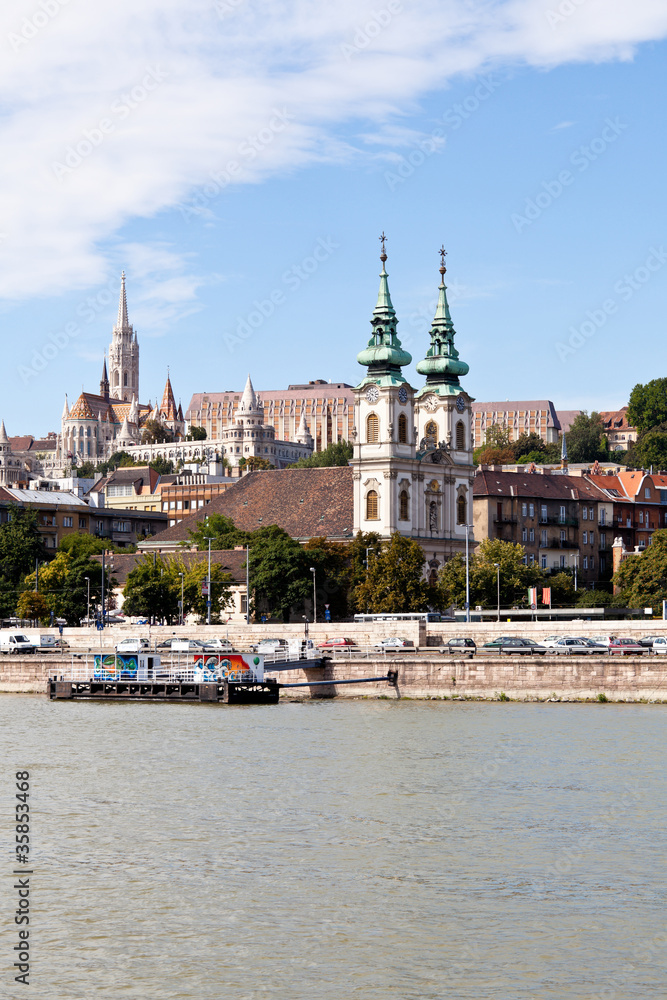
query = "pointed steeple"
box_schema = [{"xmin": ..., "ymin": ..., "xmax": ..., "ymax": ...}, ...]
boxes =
[
  {"xmin": 128, "ymin": 394, "xmax": 138, "ymax": 424},
  {"xmin": 561, "ymin": 432, "xmax": 568, "ymax": 469},
  {"xmin": 0, "ymin": 420, "xmax": 8, "ymax": 444},
  {"xmin": 416, "ymin": 246, "xmax": 469, "ymax": 397},
  {"xmin": 61, "ymin": 395, "xmax": 69, "ymax": 421},
  {"xmin": 356, "ymin": 234, "xmax": 411, "ymax": 388},
  {"xmin": 100, "ymin": 354, "xmax": 110, "ymax": 399},
  {"xmin": 239, "ymin": 374, "xmax": 258, "ymax": 414},
  {"xmin": 160, "ymin": 372, "xmax": 177, "ymax": 420},
  {"xmin": 295, "ymin": 406, "xmax": 313, "ymax": 445},
  {"xmin": 116, "ymin": 271, "xmax": 129, "ymax": 330}
]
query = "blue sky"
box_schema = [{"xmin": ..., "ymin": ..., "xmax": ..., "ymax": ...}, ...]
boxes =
[{"xmin": 1, "ymin": 0, "xmax": 666, "ymax": 435}]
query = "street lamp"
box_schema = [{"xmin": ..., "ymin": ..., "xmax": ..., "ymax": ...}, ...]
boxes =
[
  {"xmin": 464, "ymin": 523, "xmax": 474, "ymax": 623},
  {"xmin": 571, "ymin": 553, "xmax": 578, "ymax": 592},
  {"xmin": 204, "ymin": 537, "xmax": 214, "ymax": 624},
  {"xmin": 302, "ymin": 614, "xmax": 309, "ymax": 641},
  {"xmin": 310, "ymin": 566, "xmax": 316, "ymax": 623},
  {"xmin": 493, "ymin": 563, "xmax": 500, "ymax": 622},
  {"xmin": 84, "ymin": 577, "xmax": 90, "ymax": 626},
  {"xmin": 178, "ymin": 572, "xmax": 184, "ymax": 626}
]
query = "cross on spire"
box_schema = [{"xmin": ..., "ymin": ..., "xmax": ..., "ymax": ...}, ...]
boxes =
[
  {"xmin": 379, "ymin": 231, "xmax": 387, "ymax": 266},
  {"xmin": 439, "ymin": 245, "xmax": 447, "ymax": 276}
]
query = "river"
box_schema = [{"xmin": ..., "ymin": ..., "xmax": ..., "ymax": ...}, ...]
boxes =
[{"xmin": 1, "ymin": 696, "xmax": 665, "ymax": 998}]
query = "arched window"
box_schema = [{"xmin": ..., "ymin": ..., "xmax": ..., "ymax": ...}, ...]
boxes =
[
  {"xmin": 457, "ymin": 494, "xmax": 467, "ymax": 525},
  {"xmin": 114, "ymin": 372, "xmax": 119, "ymax": 387},
  {"xmin": 398, "ymin": 413, "xmax": 407, "ymax": 444},
  {"xmin": 456, "ymin": 421, "xmax": 465, "ymax": 450},
  {"xmin": 367, "ymin": 413, "xmax": 379, "ymax": 443},
  {"xmin": 366, "ymin": 490, "xmax": 379, "ymax": 520},
  {"xmin": 86, "ymin": 427, "xmax": 91, "ymax": 437},
  {"xmin": 399, "ymin": 489, "xmax": 409, "ymax": 520},
  {"xmin": 123, "ymin": 372, "xmax": 128, "ymax": 387}
]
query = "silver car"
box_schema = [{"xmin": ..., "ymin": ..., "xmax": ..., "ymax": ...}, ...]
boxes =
[{"xmin": 548, "ymin": 637, "xmax": 607, "ymax": 655}]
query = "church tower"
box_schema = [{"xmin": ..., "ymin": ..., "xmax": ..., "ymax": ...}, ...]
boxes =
[
  {"xmin": 108, "ymin": 272, "xmax": 139, "ymax": 402},
  {"xmin": 352, "ymin": 235, "xmax": 416, "ymax": 539}
]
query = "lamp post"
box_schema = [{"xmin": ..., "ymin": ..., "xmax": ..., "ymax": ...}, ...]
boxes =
[
  {"xmin": 571, "ymin": 553, "xmax": 578, "ymax": 592},
  {"xmin": 204, "ymin": 537, "xmax": 214, "ymax": 625},
  {"xmin": 464, "ymin": 523, "xmax": 474, "ymax": 623},
  {"xmin": 310, "ymin": 566, "xmax": 317, "ymax": 623},
  {"xmin": 493, "ymin": 563, "xmax": 500, "ymax": 622},
  {"xmin": 178, "ymin": 572, "xmax": 184, "ymax": 626},
  {"xmin": 84, "ymin": 577, "xmax": 90, "ymax": 626}
]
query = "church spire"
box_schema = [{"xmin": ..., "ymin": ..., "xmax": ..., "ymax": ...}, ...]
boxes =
[
  {"xmin": 100, "ymin": 354, "xmax": 109, "ymax": 399},
  {"xmin": 239, "ymin": 374, "xmax": 258, "ymax": 414},
  {"xmin": 116, "ymin": 271, "xmax": 129, "ymax": 330},
  {"xmin": 61, "ymin": 395, "xmax": 69, "ymax": 421},
  {"xmin": 416, "ymin": 246, "xmax": 469, "ymax": 397},
  {"xmin": 356, "ymin": 233, "xmax": 411, "ymax": 388},
  {"xmin": 0, "ymin": 420, "xmax": 8, "ymax": 444}
]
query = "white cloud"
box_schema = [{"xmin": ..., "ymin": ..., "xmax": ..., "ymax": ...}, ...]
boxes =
[{"xmin": 0, "ymin": 0, "xmax": 666, "ymax": 299}]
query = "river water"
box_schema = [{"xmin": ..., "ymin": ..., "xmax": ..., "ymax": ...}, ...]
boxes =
[{"xmin": 1, "ymin": 696, "xmax": 665, "ymax": 999}]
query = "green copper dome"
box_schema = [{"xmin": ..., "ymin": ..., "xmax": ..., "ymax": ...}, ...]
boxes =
[
  {"xmin": 357, "ymin": 240, "xmax": 412, "ymax": 388},
  {"xmin": 416, "ymin": 250, "xmax": 469, "ymax": 397}
]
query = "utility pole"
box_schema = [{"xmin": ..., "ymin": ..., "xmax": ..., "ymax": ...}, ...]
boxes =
[
  {"xmin": 494, "ymin": 562, "xmax": 500, "ymax": 622},
  {"xmin": 310, "ymin": 566, "xmax": 316, "ymax": 623},
  {"xmin": 464, "ymin": 524, "xmax": 473, "ymax": 623},
  {"xmin": 245, "ymin": 543, "xmax": 250, "ymax": 625},
  {"xmin": 101, "ymin": 551, "xmax": 105, "ymax": 627},
  {"xmin": 204, "ymin": 537, "xmax": 214, "ymax": 625}
]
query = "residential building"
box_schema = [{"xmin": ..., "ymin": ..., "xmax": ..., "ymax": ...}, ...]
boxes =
[
  {"xmin": 587, "ymin": 471, "xmax": 667, "ymax": 552},
  {"xmin": 472, "ymin": 400, "xmax": 562, "ymax": 449},
  {"xmin": 599, "ymin": 407, "xmax": 638, "ymax": 452}
]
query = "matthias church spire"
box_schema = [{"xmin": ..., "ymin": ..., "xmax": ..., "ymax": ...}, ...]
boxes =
[{"xmin": 108, "ymin": 271, "xmax": 139, "ymax": 402}]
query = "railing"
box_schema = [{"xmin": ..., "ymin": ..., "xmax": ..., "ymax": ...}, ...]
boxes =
[{"xmin": 493, "ymin": 517, "xmax": 517, "ymax": 525}]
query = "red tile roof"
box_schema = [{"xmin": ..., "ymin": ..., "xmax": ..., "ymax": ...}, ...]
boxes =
[{"xmin": 474, "ymin": 470, "xmax": 608, "ymax": 501}]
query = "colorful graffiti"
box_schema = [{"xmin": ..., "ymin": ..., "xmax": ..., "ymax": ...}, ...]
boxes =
[
  {"xmin": 94, "ymin": 654, "xmax": 139, "ymax": 680},
  {"xmin": 193, "ymin": 653, "xmax": 263, "ymax": 682}
]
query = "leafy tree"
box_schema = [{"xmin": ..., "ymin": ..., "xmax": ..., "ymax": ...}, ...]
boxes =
[
  {"xmin": 245, "ymin": 456, "xmax": 274, "ymax": 471},
  {"xmin": 575, "ymin": 588, "xmax": 613, "ymax": 608},
  {"xmin": 0, "ymin": 507, "xmax": 48, "ymax": 587},
  {"xmin": 546, "ymin": 571, "xmax": 576, "ymax": 607},
  {"xmin": 188, "ymin": 513, "xmax": 249, "ymax": 551},
  {"xmin": 248, "ymin": 525, "xmax": 311, "ymax": 622},
  {"xmin": 512, "ymin": 432, "xmax": 546, "ymax": 459},
  {"xmin": 290, "ymin": 440, "xmax": 353, "ymax": 468},
  {"xmin": 627, "ymin": 378, "xmax": 667, "ymax": 434},
  {"xmin": 59, "ymin": 534, "xmax": 130, "ymax": 557},
  {"xmin": 172, "ymin": 557, "xmax": 234, "ymax": 623},
  {"xmin": 485, "ymin": 425, "xmax": 512, "ymax": 449},
  {"xmin": 346, "ymin": 531, "xmax": 383, "ymax": 593},
  {"xmin": 630, "ymin": 426, "xmax": 667, "ymax": 471},
  {"xmin": 565, "ymin": 411, "xmax": 608, "ymax": 464},
  {"xmin": 149, "ymin": 456, "xmax": 175, "ymax": 476},
  {"xmin": 612, "ymin": 529, "xmax": 667, "ymax": 610},
  {"xmin": 141, "ymin": 419, "xmax": 174, "ymax": 444},
  {"xmin": 95, "ymin": 451, "xmax": 139, "ymax": 476},
  {"xmin": 122, "ymin": 556, "xmax": 180, "ymax": 623},
  {"xmin": 186, "ymin": 425, "xmax": 207, "ymax": 441},
  {"xmin": 74, "ymin": 461, "xmax": 97, "ymax": 478},
  {"xmin": 351, "ymin": 533, "xmax": 430, "ymax": 613},
  {"xmin": 303, "ymin": 537, "xmax": 351, "ymax": 621},
  {"xmin": 24, "ymin": 550, "xmax": 108, "ymax": 625},
  {"xmin": 16, "ymin": 591, "xmax": 51, "ymax": 623},
  {"xmin": 436, "ymin": 538, "xmax": 542, "ymax": 610}
]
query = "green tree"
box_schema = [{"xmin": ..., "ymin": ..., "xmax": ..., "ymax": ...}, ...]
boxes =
[
  {"xmin": 627, "ymin": 378, "xmax": 667, "ymax": 434},
  {"xmin": 24, "ymin": 550, "xmax": 108, "ymax": 625},
  {"xmin": 179, "ymin": 559, "xmax": 234, "ymax": 623},
  {"xmin": 612, "ymin": 529, "xmax": 667, "ymax": 610},
  {"xmin": 351, "ymin": 533, "xmax": 430, "ymax": 613},
  {"xmin": 575, "ymin": 588, "xmax": 613, "ymax": 608},
  {"xmin": 16, "ymin": 591, "xmax": 51, "ymax": 623},
  {"xmin": 245, "ymin": 456, "xmax": 274, "ymax": 471},
  {"xmin": 512, "ymin": 432, "xmax": 546, "ymax": 460},
  {"xmin": 436, "ymin": 538, "xmax": 543, "ymax": 610},
  {"xmin": 188, "ymin": 513, "xmax": 248, "ymax": 551},
  {"xmin": 346, "ymin": 531, "xmax": 383, "ymax": 593},
  {"xmin": 546, "ymin": 571, "xmax": 576, "ymax": 607},
  {"xmin": 631, "ymin": 426, "xmax": 667, "ymax": 471},
  {"xmin": 122, "ymin": 555, "xmax": 180, "ymax": 623},
  {"xmin": 95, "ymin": 451, "xmax": 139, "ymax": 476},
  {"xmin": 141, "ymin": 419, "xmax": 174, "ymax": 444},
  {"xmin": 290, "ymin": 441, "xmax": 354, "ymax": 468},
  {"xmin": 565, "ymin": 412, "xmax": 608, "ymax": 463},
  {"xmin": 149, "ymin": 456, "xmax": 175, "ymax": 476},
  {"xmin": 248, "ymin": 526, "xmax": 311, "ymax": 622},
  {"xmin": 74, "ymin": 461, "xmax": 97, "ymax": 478},
  {"xmin": 59, "ymin": 534, "xmax": 130, "ymax": 557},
  {"xmin": 303, "ymin": 537, "xmax": 351, "ymax": 621},
  {"xmin": 186, "ymin": 425, "xmax": 207, "ymax": 441},
  {"xmin": 0, "ymin": 507, "xmax": 48, "ymax": 587}
]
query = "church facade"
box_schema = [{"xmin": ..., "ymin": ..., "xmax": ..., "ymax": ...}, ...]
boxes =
[{"xmin": 351, "ymin": 244, "xmax": 475, "ymax": 574}]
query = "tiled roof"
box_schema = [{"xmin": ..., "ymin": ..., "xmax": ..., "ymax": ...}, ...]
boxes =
[
  {"xmin": 0, "ymin": 487, "xmax": 89, "ymax": 507},
  {"xmin": 185, "ymin": 383, "xmax": 355, "ymax": 420},
  {"xmin": 472, "ymin": 400, "xmax": 561, "ymax": 427},
  {"xmin": 92, "ymin": 548, "xmax": 248, "ymax": 588},
  {"xmin": 556, "ymin": 410, "xmax": 581, "ymax": 434},
  {"xmin": 474, "ymin": 470, "xmax": 608, "ymax": 502},
  {"xmin": 599, "ymin": 406, "xmax": 635, "ymax": 431},
  {"xmin": 140, "ymin": 466, "xmax": 354, "ymax": 547}
]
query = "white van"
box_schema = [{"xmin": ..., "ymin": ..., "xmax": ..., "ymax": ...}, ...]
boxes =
[
  {"xmin": 26, "ymin": 634, "xmax": 59, "ymax": 649},
  {"xmin": 0, "ymin": 632, "xmax": 36, "ymax": 654}
]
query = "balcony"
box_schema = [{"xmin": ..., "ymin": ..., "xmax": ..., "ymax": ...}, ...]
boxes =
[
  {"xmin": 549, "ymin": 539, "xmax": 578, "ymax": 550},
  {"xmin": 493, "ymin": 517, "xmax": 518, "ymax": 525}
]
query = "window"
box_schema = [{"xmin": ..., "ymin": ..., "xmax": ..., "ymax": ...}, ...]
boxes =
[
  {"xmin": 522, "ymin": 503, "xmax": 527, "ymax": 517},
  {"xmin": 559, "ymin": 506, "xmax": 566, "ymax": 523},
  {"xmin": 108, "ymin": 483, "xmax": 132, "ymax": 497},
  {"xmin": 583, "ymin": 556, "xmax": 588, "ymax": 569},
  {"xmin": 457, "ymin": 495, "xmax": 467, "ymax": 525},
  {"xmin": 366, "ymin": 490, "xmax": 379, "ymax": 520},
  {"xmin": 522, "ymin": 555, "xmax": 528, "ymax": 566},
  {"xmin": 645, "ymin": 487, "xmax": 651, "ymax": 498},
  {"xmin": 529, "ymin": 528, "xmax": 534, "ymax": 542},
  {"xmin": 540, "ymin": 505, "xmax": 547, "ymax": 522},
  {"xmin": 583, "ymin": 531, "xmax": 588, "ymax": 544},
  {"xmin": 240, "ymin": 594, "xmax": 248, "ymax": 614},
  {"xmin": 78, "ymin": 518, "xmax": 86, "ymax": 529},
  {"xmin": 589, "ymin": 507, "xmax": 594, "ymax": 520},
  {"xmin": 582, "ymin": 507, "xmax": 587, "ymax": 520},
  {"xmin": 63, "ymin": 516, "xmax": 73, "ymax": 527},
  {"xmin": 541, "ymin": 555, "xmax": 547, "ymax": 569},
  {"xmin": 590, "ymin": 556, "xmax": 594, "ymax": 568},
  {"xmin": 600, "ymin": 556, "xmax": 606, "ymax": 571},
  {"xmin": 639, "ymin": 511, "xmax": 644, "ymax": 524},
  {"xmin": 600, "ymin": 532, "xmax": 606, "ymax": 548},
  {"xmin": 398, "ymin": 413, "xmax": 407, "ymax": 444},
  {"xmin": 529, "ymin": 503, "xmax": 534, "ymax": 518},
  {"xmin": 560, "ymin": 530, "xmax": 566, "ymax": 542},
  {"xmin": 455, "ymin": 421, "xmax": 465, "ymax": 450},
  {"xmin": 399, "ymin": 490, "xmax": 409, "ymax": 520},
  {"xmin": 522, "ymin": 527, "xmax": 527, "ymax": 541},
  {"xmin": 589, "ymin": 532, "xmax": 594, "ymax": 545},
  {"xmin": 600, "ymin": 509, "xmax": 606, "ymax": 525},
  {"xmin": 540, "ymin": 529, "xmax": 547, "ymax": 546},
  {"xmin": 111, "ymin": 520, "xmax": 131, "ymax": 532},
  {"xmin": 661, "ymin": 490, "xmax": 667, "ymax": 504},
  {"xmin": 367, "ymin": 413, "xmax": 379, "ymax": 443},
  {"xmin": 560, "ymin": 555, "xmax": 566, "ymax": 568}
]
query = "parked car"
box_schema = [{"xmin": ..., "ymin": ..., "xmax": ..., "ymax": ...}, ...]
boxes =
[
  {"xmin": 482, "ymin": 637, "xmax": 547, "ymax": 655},
  {"xmin": 374, "ymin": 637, "xmax": 415, "ymax": 651},
  {"xmin": 199, "ymin": 637, "xmax": 237, "ymax": 653},
  {"xmin": 650, "ymin": 637, "xmax": 667, "ymax": 653},
  {"xmin": 441, "ymin": 637, "xmax": 476, "ymax": 654},
  {"xmin": 608, "ymin": 638, "xmax": 647, "ymax": 655},
  {"xmin": 547, "ymin": 637, "xmax": 607, "ymax": 655},
  {"xmin": 638, "ymin": 634, "xmax": 666, "ymax": 647},
  {"xmin": 541, "ymin": 635, "xmax": 573, "ymax": 648},
  {"xmin": 115, "ymin": 638, "xmax": 150, "ymax": 653},
  {"xmin": 589, "ymin": 635, "xmax": 616, "ymax": 648},
  {"xmin": 156, "ymin": 637, "xmax": 203, "ymax": 651},
  {"xmin": 317, "ymin": 637, "xmax": 358, "ymax": 650},
  {"xmin": 250, "ymin": 638, "xmax": 288, "ymax": 654}
]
